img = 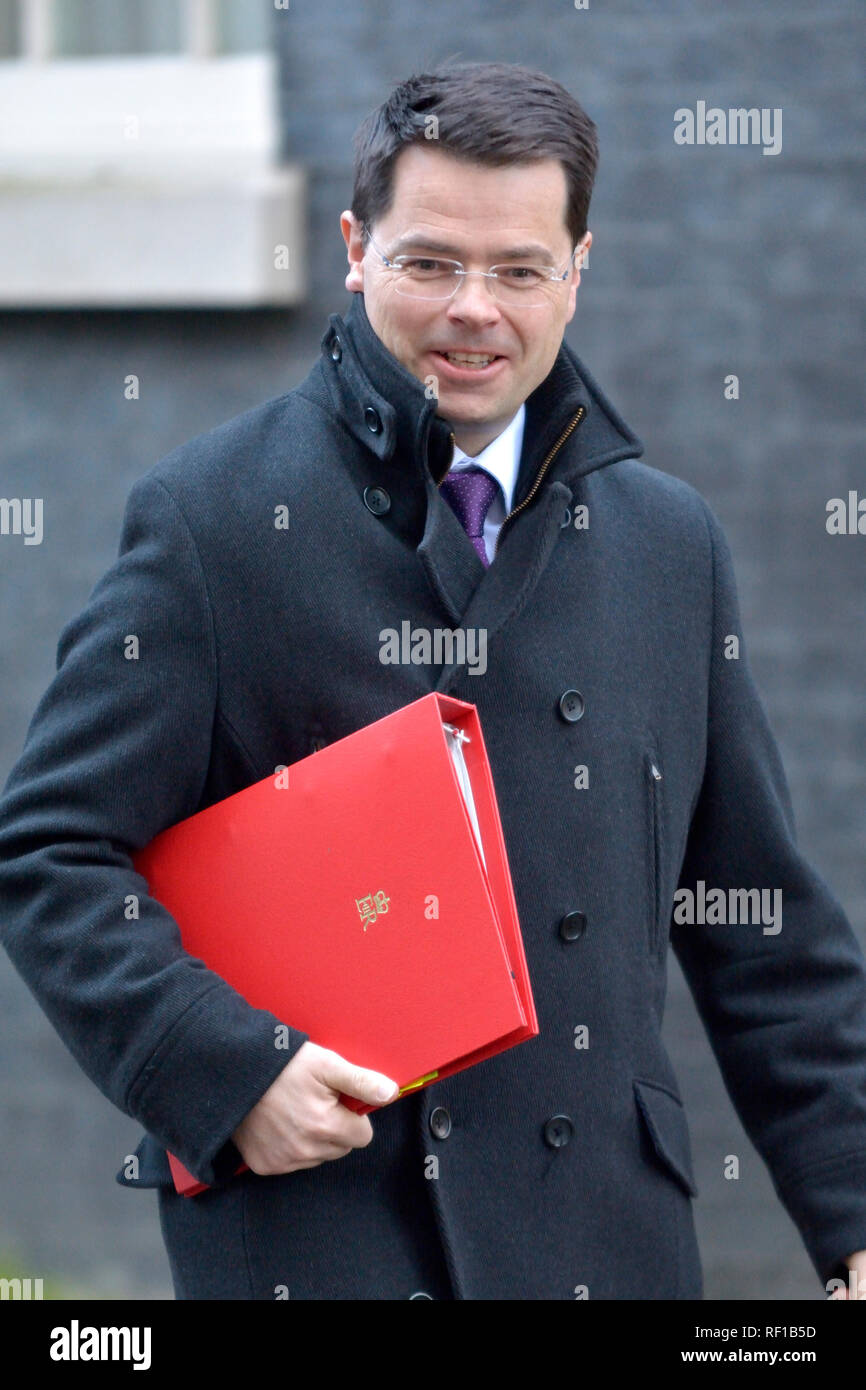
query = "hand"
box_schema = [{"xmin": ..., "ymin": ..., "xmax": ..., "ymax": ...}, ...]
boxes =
[
  {"xmin": 827, "ymin": 1249, "xmax": 866, "ymax": 1299},
  {"xmin": 231, "ymin": 1041, "xmax": 399, "ymax": 1177}
]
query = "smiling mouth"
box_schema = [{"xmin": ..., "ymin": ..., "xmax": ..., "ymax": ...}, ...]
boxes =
[{"xmin": 434, "ymin": 350, "xmax": 505, "ymax": 370}]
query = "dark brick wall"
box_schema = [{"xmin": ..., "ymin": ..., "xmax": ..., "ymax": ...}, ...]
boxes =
[{"xmin": 0, "ymin": 0, "xmax": 862, "ymax": 1298}]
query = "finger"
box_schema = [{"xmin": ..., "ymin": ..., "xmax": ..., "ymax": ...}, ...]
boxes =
[
  {"xmin": 278, "ymin": 1158, "xmax": 327, "ymax": 1174},
  {"xmin": 270, "ymin": 1143, "xmax": 355, "ymax": 1174},
  {"xmin": 316, "ymin": 1049, "xmax": 398, "ymax": 1106},
  {"xmin": 322, "ymin": 1112, "xmax": 374, "ymax": 1151}
]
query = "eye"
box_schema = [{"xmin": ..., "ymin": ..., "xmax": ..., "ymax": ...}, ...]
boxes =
[
  {"xmin": 398, "ymin": 257, "xmax": 452, "ymax": 276},
  {"xmin": 497, "ymin": 266, "xmax": 546, "ymax": 285}
]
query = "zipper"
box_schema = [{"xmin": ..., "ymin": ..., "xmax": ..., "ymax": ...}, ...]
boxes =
[
  {"xmin": 494, "ymin": 405, "xmax": 586, "ymax": 557},
  {"xmin": 647, "ymin": 752, "xmax": 663, "ymax": 957},
  {"xmin": 435, "ymin": 430, "xmax": 456, "ymax": 485}
]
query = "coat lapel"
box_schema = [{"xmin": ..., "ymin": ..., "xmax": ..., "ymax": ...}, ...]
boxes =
[
  {"xmin": 433, "ymin": 476, "xmax": 574, "ymax": 693},
  {"xmin": 417, "ymin": 474, "xmax": 489, "ymax": 626}
]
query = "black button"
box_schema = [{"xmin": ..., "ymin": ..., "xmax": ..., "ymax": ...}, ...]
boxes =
[
  {"xmin": 363, "ymin": 485, "xmax": 391, "ymax": 516},
  {"xmin": 364, "ymin": 406, "xmax": 382, "ymax": 433},
  {"xmin": 559, "ymin": 911, "xmax": 587, "ymax": 942},
  {"xmin": 330, "ymin": 337, "xmax": 342, "ymax": 362},
  {"xmin": 429, "ymin": 1106, "xmax": 452, "ymax": 1140},
  {"xmin": 409, "ymin": 1291, "xmax": 433, "ymax": 1300},
  {"xmin": 558, "ymin": 689, "xmax": 585, "ymax": 722},
  {"xmin": 560, "ymin": 506, "xmax": 571, "ymax": 528},
  {"xmin": 543, "ymin": 1114, "xmax": 574, "ymax": 1149}
]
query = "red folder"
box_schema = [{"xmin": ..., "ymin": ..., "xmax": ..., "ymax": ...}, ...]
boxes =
[{"xmin": 132, "ymin": 692, "xmax": 537, "ymax": 1195}]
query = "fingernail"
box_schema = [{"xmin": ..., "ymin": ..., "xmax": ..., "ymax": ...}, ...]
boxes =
[{"xmin": 375, "ymin": 1081, "xmax": 397, "ymax": 1102}]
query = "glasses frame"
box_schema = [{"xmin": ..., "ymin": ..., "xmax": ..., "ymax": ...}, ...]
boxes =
[{"xmin": 362, "ymin": 226, "xmax": 588, "ymax": 306}]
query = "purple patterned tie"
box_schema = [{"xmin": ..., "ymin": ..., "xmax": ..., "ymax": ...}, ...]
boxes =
[{"xmin": 439, "ymin": 465, "xmax": 501, "ymax": 568}]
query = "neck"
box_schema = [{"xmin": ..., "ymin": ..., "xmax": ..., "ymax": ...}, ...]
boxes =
[{"xmin": 451, "ymin": 418, "xmax": 510, "ymax": 459}]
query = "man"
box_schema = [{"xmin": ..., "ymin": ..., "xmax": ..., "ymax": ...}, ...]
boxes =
[{"xmin": 1, "ymin": 61, "xmax": 865, "ymax": 1301}]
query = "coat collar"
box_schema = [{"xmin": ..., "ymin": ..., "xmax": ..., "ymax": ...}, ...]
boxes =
[
  {"xmin": 319, "ymin": 291, "xmax": 644, "ymax": 502},
  {"xmin": 315, "ymin": 291, "xmax": 646, "ymax": 643}
]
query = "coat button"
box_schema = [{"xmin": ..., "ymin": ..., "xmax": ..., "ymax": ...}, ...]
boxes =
[
  {"xmin": 558, "ymin": 689, "xmax": 584, "ymax": 722},
  {"xmin": 560, "ymin": 506, "xmax": 571, "ymax": 528},
  {"xmin": 364, "ymin": 405, "xmax": 383, "ymax": 433},
  {"xmin": 543, "ymin": 1114, "xmax": 574, "ymax": 1149},
  {"xmin": 363, "ymin": 485, "xmax": 391, "ymax": 516},
  {"xmin": 429, "ymin": 1106, "xmax": 452, "ymax": 1139},
  {"xmin": 330, "ymin": 337, "xmax": 342, "ymax": 362},
  {"xmin": 559, "ymin": 910, "xmax": 587, "ymax": 942},
  {"xmin": 409, "ymin": 1291, "xmax": 433, "ymax": 1299}
]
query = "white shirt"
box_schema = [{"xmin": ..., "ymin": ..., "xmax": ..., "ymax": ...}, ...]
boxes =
[{"xmin": 445, "ymin": 404, "xmax": 526, "ymax": 564}]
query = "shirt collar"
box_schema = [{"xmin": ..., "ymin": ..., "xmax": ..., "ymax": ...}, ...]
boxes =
[{"xmin": 447, "ymin": 404, "xmax": 526, "ymax": 514}]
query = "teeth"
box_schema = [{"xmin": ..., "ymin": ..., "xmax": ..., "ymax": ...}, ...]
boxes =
[{"xmin": 444, "ymin": 352, "xmax": 497, "ymax": 367}]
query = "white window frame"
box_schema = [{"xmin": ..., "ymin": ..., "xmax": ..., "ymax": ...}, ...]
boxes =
[{"xmin": 0, "ymin": 0, "xmax": 307, "ymax": 306}]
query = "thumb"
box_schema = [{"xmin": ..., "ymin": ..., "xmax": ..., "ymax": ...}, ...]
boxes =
[{"xmin": 317, "ymin": 1049, "xmax": 399, "ymax": 1106}]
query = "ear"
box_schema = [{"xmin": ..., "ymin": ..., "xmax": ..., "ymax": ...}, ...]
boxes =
[
  {"xmin": 564, "ymin": 230, "xmax": 592, "ymax": 324},
  {"xmin": 341, "ymin": 211, "xmax": 366, "ymax": 293}
]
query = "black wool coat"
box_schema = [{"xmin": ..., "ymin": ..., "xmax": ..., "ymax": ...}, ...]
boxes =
[{"xmin": 2, "ymin": 291, "xmax": 866, "ymax": 1300}]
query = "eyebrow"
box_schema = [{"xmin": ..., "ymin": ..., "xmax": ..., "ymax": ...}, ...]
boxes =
[{"xmin": 387, "ymin": 234, "xmax": 559, "ymax": 264}]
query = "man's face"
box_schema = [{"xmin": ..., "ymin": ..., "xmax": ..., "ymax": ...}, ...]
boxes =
[{"xmin": 341, "ymin": 146, "xmax": 591, "ymax": 456}]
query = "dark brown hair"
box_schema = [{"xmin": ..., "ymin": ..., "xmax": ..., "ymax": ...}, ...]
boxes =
[{"xmin": 351, "ymin": 61, "xmax": 599, "ymax": 250}]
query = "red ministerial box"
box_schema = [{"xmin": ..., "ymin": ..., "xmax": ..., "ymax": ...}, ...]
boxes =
[{"xmin": 132, "ymin": 692, "xmax": 537, "ymax": 1195}]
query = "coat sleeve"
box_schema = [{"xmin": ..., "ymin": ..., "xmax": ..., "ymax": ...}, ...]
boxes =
[
  {"xmin": 0, "ymin": 472, "xmax": 309, "ymax": 1186},
  {"xmin": 670, "ymin": 498, "xmax": 866, "ymax": 1288}
]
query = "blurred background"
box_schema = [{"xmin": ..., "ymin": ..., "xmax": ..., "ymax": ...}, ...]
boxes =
[{"xmin": 0, "ymin": 0, "xmax": 863, "ymax": 1299}]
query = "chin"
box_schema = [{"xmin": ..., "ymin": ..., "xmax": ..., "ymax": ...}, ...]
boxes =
[{"xmin": 437, "ymin": 391, "xmax": 501, "ymax": 418}]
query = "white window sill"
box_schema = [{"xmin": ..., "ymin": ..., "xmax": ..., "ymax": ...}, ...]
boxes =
[{"xmin": 0, "ymin": 53, "xmax": 307, "ymax": 306}]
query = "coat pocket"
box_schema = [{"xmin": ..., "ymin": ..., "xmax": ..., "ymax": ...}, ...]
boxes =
[
  {"xmin": 115, "ymin": 1132, "xmax": 176, "ymax": 1189},
  {"xmin": 645, "ymin": 749, "xmax": 664, "ymax": 957},
  {"xmin": 633, "ymin": 1077, "xmax": 699, "ymax": 1198}
]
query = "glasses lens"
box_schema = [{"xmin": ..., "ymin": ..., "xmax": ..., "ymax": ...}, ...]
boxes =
[
  {"xmin": 390, "ymin": 259, "xmax": 570, "ymax": 306},
  {"xmin": 490, "ymin": 267, "xmax": 554, "ymax": 308},
  {"xmin": 393, "ymin": 260, "xmax": 460, "ymax": 300}
]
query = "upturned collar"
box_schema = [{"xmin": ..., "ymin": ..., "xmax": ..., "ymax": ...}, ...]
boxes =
[{"xmin": 319, "ymin": 291, "xmax": 644, "ymax": 504}]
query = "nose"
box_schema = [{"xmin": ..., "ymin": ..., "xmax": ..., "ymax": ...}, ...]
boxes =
[{"xmin": 445, "ymin": 271, "xmax": 502, "ymax": 326}]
